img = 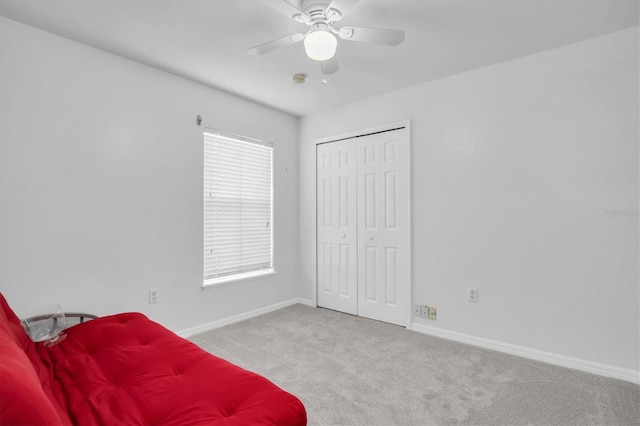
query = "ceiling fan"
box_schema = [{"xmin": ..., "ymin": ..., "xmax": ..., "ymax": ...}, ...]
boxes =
[{"xmin": 247, "ymin": 0, "xmax": 405, "ymax": 75}]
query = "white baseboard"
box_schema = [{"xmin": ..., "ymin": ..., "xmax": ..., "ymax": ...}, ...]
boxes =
[
  {"xmin": 176, "ymin": 298, "xmax": 314, "ymax": 338},
  {"xmin": 409, "ymin": 322, "xmax": 640, "ymax": 385}
]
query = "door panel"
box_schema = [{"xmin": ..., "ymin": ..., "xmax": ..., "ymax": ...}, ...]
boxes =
[
  {"xmin": 357, "ymin": 129, "xmax": 409, "ymax": 326},
  {"xmin": 317, "ymin": 140, "xmax": 358, "ymax": 315},
  {"xmin": 385, "ymin": 247, "xmax": 398, "ymax": 304},
  {"xmin": 385, "ymin": 171, "xmax": 398, "ymax": 229}
]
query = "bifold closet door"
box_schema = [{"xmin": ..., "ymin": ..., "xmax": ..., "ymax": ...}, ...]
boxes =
[
  {"xmin": 316, "ymin": 140, "xmax": 358, "ymax": 315},
  {"xmin": 356, "ymin": 129, "xmax": 409, "ymax": 326},
  {"xmin": 317, "ymin": 127, "xmax": 409, "ymax": 326}
]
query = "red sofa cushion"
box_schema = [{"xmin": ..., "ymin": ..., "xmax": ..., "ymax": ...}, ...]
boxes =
[
  {"xmin": 0, "ymin": 294, "xmax": 306, "ymax": 425},
  {"xmin": 38, "ymin": 312, "xmax": 306, "ymax": 425},
  {"xmin": 0, "ymin": 331, "xmax": 63, "ymax": 425},
  {"xmin": 0, "ymin": 295, "xmax": 71, "ymax": 425}
]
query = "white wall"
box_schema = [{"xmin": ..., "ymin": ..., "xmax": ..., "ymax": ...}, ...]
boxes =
[
  {"xmin": 299, "ymin": 28, "xmax": 639, "ymax": 373},
  {"xmin": 1, "ymin": 13, "xmax": 637, "ymax": 377},
  {"xmin": 0, "ymin": 17, "xmax": 300, "ymax": 332}
]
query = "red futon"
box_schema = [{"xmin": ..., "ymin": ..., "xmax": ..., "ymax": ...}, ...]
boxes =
[{"xmin": 0, "ymin": 294, "xmax": 307, "ymax": 425}]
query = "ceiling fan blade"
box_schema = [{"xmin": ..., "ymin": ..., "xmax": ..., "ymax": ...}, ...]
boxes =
[
  {"xmin": 262, "ymin": 0, "xmax": 304, "ymax": 19},
  {"xmin": 321, "ymin": 58, "xmax": 339, "ymax": 75},
  {"xmin": 325, "ymin": 0, "xmax": 360, "ymax": 18},
  {"xmin": 338, "ymin": 26, "xmax": 405, "ymax": 46},
  {"xmin": 247, "ymin": 33, "xmax": 305, "ymax": 56}
]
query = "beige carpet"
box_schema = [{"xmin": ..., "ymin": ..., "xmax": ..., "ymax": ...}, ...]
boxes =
[{"xmin": 190, "ymin": 304, "xmax": 640, "ymax": 425}]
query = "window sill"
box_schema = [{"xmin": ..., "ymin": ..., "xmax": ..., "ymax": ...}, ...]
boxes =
[{"xmin": 202, "ymin": 269, "xmax": 276, "ymax": 288}]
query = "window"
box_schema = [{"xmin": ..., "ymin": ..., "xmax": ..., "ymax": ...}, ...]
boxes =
[{"xmin": 203, "ymin": 131, "xmax": 273, "ymax": 286}]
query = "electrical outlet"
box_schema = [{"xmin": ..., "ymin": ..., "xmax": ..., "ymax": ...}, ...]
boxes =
[
  {"xmin": 149, "ymin": 289, "xmax": 159, "ymax": 304},
  {"xmin": 419, "ymin": 305, "xmax": 437, "ymax": 320},
  {"xmin": 468, "ymin": 287, "xmax": 479, "ymax": 302},
  {"xmin": 428, "ymin": 306, "xmax": 437, "ymax": 320}
]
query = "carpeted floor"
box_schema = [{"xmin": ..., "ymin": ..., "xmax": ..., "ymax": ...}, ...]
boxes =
[{"xmin": 190, "ymin": 304, "xmax": 640, "ymax": 426}]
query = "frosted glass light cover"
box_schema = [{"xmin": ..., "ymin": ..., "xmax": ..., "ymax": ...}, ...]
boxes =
[{"xmin": 304, "ymin": 30, "xmax": 337, "ymax": 61}]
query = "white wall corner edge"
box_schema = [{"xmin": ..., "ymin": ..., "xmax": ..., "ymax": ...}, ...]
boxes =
[
  {"xmin": 408, "ymin": 322, "xmax": 640, "ymax": 385},
  {"xmin": 175, "ymin": 298, "xmax": 314, "ymax": 338}
]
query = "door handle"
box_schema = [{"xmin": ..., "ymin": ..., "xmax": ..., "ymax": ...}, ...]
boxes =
[
  {"xmin": 342, "ymin": 234, "xmax": 347, "ymax": 239},
  {"xmin": 368, "ymin": 236, "xmax": 374, "ymax": 240}
]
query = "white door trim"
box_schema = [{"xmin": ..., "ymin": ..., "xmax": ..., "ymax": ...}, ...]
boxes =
[{"xmin": 313, "ymin": 120, "xmax": 412, "ymax": 328}]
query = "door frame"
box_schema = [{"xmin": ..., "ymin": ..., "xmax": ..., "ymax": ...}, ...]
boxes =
[{"xmin": 313, "ymin": 120, "xmax": 412, "ymax": 328}]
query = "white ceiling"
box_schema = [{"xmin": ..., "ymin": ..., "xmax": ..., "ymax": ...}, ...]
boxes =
[{"xmin": 0, "ymin": 0, "xmax": 637, "ymax": 117}]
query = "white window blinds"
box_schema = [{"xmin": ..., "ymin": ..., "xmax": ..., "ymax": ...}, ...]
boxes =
[{"xmin": 204, "ymin": 131, "xmax": 273, "ymax": 284}]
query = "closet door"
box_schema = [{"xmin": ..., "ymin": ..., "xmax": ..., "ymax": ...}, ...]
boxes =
[
  {"xmin": 357, "ymin": 128, "xmax": 409, "ymax": 326},
  {"xmin": 316, "ymin": 140, "xmax": 358, "ymax": 315}
]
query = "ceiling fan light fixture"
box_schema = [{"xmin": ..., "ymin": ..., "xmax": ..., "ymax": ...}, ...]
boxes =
[{"xmin": 304, "ymin": 29, "xmax": 337, "ymax": 61}]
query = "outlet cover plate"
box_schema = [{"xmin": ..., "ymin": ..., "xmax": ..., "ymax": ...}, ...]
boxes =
[
  {"xmin": 413, "ymin": 304, "xmax": 421, "ymax": 317},
  {"xmin": 468, "ymin": 287, "xmax": 479, "ymax": 302},
  {"xmin": 419, "ymin": 305, "xmax": 429, "ymax": 318},
  {"xmin": 149, "ymin": 289, "xmax": 159, "ymax": 304},
  {"xmin": 428, "ymin": 306, "xmax": 437, "ymax": 320}
]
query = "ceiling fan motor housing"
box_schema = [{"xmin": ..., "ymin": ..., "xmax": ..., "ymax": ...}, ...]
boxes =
[{"xmin": 294, "ymin": 1, "xmax": 343, "ymax": 28}]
